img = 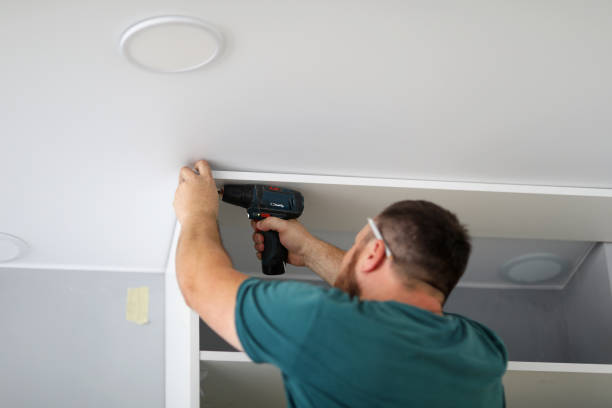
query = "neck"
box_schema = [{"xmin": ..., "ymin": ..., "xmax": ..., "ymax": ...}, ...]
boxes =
[
  {"xmin": 359, "ymin": 273, "xmax": 445, "ymax": 316},
  {"xmin": 395, "ymin": 290, "xmax": 444, "ymax": 316},
  {"xmin": 362, "ymin": 289, "xmax": 444, "ymax": 316}
]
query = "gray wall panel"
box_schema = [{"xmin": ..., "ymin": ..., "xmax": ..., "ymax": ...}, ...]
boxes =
[
  {"xmin": 563, "ymin": 244, "xmax": 612, "ymax": 364},
  {"xmin": 0, "ymin": 268, "xmax": 164, "ymax": 408},
  {"xmin": 445, "ymin": 288, "xmax": 569, "ymax": 362},
  {"xmin": 446, "ymin": 243, "xmax": 612, "ymax": 364}
]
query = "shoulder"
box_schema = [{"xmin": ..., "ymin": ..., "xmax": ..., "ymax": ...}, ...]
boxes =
[
  {"xmin": 238, "ymin": 277, "xmax": 331, "ymax": 299},
  {"xmin": 449, "ymin": 312, "xmax": 509, "ymax": 365},
  {"xmin": 237, "ymin": 278, "xmax": 352, "ymax": 313},
  {"xmin": 237, "ymin": 278, "xmax": 359, "ymax": 320},
  {"xmin": 235, "ymin": 278, "xmax": 351, "ymax": 365}
]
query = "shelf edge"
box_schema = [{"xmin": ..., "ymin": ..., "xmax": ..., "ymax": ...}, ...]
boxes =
[
  {"xmin": 507, "ymin": 361, "xmax": 612, "ymax": 374},
  {"xmin": 200, "ymin": 351, "xmax": 252, "ymax": 362},
  {"xmin": 198, "ymin": 353, "xmax": 612, "ymax": 374},
  {"xmin": 212, "ymin": 170, "xmax": 612, "ymax": 198}
]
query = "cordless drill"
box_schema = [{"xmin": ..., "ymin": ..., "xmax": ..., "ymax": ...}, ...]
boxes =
[{"xmin": 220, "ymin": 184, "xmax": 304, "ymax": 275}]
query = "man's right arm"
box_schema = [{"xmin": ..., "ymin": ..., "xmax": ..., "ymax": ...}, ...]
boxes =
[
  {"xmin": 302, "ymin": 237, "xmax": 345, "ymax": 285},
  {"xmin": 251, "ymin": 218, "xmax": 345, "ymax": 286}
]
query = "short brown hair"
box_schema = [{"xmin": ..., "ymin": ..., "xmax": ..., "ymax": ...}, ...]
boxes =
[{"xmin": 376, "ymin": 200, "xmax": 471, "ymax": 300}]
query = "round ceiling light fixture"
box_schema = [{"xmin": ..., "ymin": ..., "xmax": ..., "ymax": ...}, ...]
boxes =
[
  {"xmin": 119, "ymin": 15, "xmax": 224, "ymax": 73},
  {"xmin": 0, "ymin": 233, "xmax": 29, "ymax": 263},
  {"xmin": 500, "ymin": 253, "xmax": 567, "ymax": 284}
]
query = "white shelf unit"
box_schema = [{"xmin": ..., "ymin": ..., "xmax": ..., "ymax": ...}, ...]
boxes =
[
  {"xmin": 166, "ymin": 170, "xmax": 612, "ymax": 408},
  {"xmin": 200, "ymin": 351, "xmax": 251, "ymax": 362},
  {"xmin": 200, "ymin": 354, "xmax": 612, "ymax": 374},
  {"xmin": 198, "ymin": 355, "xmax": 612, "ymax": 408}
]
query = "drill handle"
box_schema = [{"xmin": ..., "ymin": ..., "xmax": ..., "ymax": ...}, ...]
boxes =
[{"xmin": 261, "ymin": 230, "xmax": 288, "ymax": 275}]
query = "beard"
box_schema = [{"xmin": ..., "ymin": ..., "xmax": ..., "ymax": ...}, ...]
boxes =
[{"xmin": 333, "ymin": 246, "xmax": 362, "ymax": 298}]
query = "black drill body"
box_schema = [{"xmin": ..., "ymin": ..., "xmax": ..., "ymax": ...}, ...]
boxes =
[{"xmin": 221, "ymin": 184, "xmax": 304, "ymax": 275}]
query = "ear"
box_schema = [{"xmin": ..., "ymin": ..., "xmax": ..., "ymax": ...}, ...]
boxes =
[{"xmin": 361, "ymin": 240, "xmax": 387, "ymax": 273}]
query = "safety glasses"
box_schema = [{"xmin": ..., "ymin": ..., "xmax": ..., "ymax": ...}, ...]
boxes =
[{"xmin": 367, "ymin": 217, "xmax": 393, "ymax": 258}]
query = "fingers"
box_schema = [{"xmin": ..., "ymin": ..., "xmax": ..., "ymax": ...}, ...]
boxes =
[
  {"xmin": 179, "ymin": 160, "xmax": 213, "ymax": 184},
  {"xmin": 255, "ymin": 216, "xmax": 284, "ymax": 232},
  {"xmin": 253, "ymin": 239, "xmax": 264, "ymax": 259},
  {"xmin": 193, "ymin": 160, "xmax": 212, "ymax": 177},
  {"xmin": 252, "ymin": 218, "xmax": 286, "ymax": 261},
  {"xmin": 252, "ymin": 231, "xmax": 264, "ymax": 258},
  {"xmin": 179, "ymin": 166, "xmax": 196, "ymax": 183},
  {"xmin": 252, "ymin": 231, "xmax": 263, "ymax": 244}
]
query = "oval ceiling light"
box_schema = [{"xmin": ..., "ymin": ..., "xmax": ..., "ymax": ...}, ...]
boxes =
[
  {"xmin": 500, "ymin": 253, "xmax": 567, "ymax": 284},
  {"xmin": 0, "ymin": 233, "xmax": 29, "ymax": 263},
  {"xmin": 119, "ymin": 15, "xmax": 224, "ymax": 73}
]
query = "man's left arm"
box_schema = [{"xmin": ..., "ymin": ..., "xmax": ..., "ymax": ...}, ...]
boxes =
[{"xmin": 173, "ymin": 160, "xmax": 249, "ymax": 351}]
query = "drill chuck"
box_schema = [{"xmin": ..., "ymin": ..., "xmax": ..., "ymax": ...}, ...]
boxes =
[{"xmin": 221, "ymin": 185, "xmax": 253, "ymax": 209}]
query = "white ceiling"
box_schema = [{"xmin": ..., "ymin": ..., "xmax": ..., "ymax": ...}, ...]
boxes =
[{"xmin": 2, "ymin": 1, "xmax": 611, "ymax": 274}]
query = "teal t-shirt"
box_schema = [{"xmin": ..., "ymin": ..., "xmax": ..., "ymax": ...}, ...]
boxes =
[{"xmin": 235, "ymin": 278, "xmax": 507, "ymax": 408}]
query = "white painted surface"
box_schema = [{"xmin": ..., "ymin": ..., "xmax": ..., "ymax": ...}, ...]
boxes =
[
  {"xmin": 200, "ymin": 351, "xmax": 252, "ymax": 362},
  {"xmin": 0, "ymin": 233, "xmax": 29, "ymax": 262},
  {"xmin": 215, "ymin": 171, "xmax": 612, "ymax": 242},
  {"xmin": 196, "ymin": 358, "xmax": 612, "ymax": 407},
  {"xmin": 119, "ymin": 15, "xmax": 224, "ymax": 73},
  {"xmin": 606, "ymin": 243, "xmax": 612, "ymax": 298},
  {"xmin": 201, "ymin": 354, "xmax": 612, "ymax": 374},
  {"xmin": 503, "ymin": 370, "xmax": 612, "ymax": 408},
  {"xmin": 214, "ymin": 171, "xmax": 612, "ymax": 197},
  {"xmin": 507, "ymin": 361, "xmax": 612, "ymax": 374},
  {"xmin": 2, "ymin": 1, "xmax": 612, "ymax": 275},
  {"xmin": 201, "ymin": 353, "xmax": 612, "ymax": 371},
  {"xmin": 200, "ymin": 360, "xmax": 286, "ymax": 407},
  {"xmin": 460, "ymin": 240, "xmax": 593, "ymax": 289},
  {"xmin": 165, "ymin": 222, "xmax": 199, "ymax": 408}
]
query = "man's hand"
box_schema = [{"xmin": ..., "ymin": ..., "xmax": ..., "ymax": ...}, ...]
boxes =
[
  {"xmin": 251, "ymin": 218, "xmax": 314, "ymax": 267},
  {"xmin": 251, "ymin": 217, "xmax": 346, "ymax": 286},
  {"xmin": 173, "ymin": 160, "xmax": 219, "ymax": 226}
]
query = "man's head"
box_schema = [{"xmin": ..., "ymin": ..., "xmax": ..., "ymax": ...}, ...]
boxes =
[{"xmin": 334, "ymin": 200, "xmax": 471, "ymax": 305}]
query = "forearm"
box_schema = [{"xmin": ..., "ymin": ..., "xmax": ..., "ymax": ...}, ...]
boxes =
[
  {"xmin": 172, "ymin": 160, "xmax": 249, "ymax": 350},
  {"xmin": 175, "ymin": 218, "xmax": 238, "ymax": 306},
  {"xmin": 304, "ymin": 238, "xmax": 345, "ymax": 286}
]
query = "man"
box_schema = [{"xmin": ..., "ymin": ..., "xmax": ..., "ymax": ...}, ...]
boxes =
[{"xmin": 173, "ymin": 160, "xmax": 507, "ymax": 407}]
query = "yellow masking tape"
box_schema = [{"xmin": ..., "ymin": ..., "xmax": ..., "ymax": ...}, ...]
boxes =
[{"xmin": 126, "ymin": 286, "xmax": 149, "ymax": 325}]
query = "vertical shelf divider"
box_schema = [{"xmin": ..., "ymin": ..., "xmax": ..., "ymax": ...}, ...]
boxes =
[{"xmin": 165, "ymin": 222, "xmax": 200, "ymax": 408}]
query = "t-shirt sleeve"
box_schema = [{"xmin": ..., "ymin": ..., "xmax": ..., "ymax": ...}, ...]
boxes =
[{"xmin": 235, "ymin": 277, "xmax": 325, "ymax": 372}]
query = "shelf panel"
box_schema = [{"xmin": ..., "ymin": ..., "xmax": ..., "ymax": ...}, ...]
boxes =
[
  {"xmin": 507, "ymin": 361, "xmax": 612, "ymax": 374},
  {"xmin": 213, "ymin": 171, "xmax": 612, "ymax": 242},
  {"xmin": 504, "ymin": 368, "xmax": 612, "ymax": 407},
  {"xmin": 201, "ymin": 351, "xmax": 252, "ymax": 362},
  {"xmin": 200, "ymin": 352, "xmax": 612, "ymax": 374},
  {"xmin": 198, "ymin": 355, "xmax": 612, "ymax": 407}
]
